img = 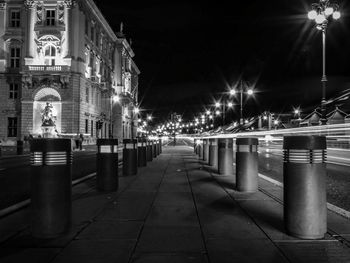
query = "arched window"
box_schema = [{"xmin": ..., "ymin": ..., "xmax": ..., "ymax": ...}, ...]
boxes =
[{"xmin": 44, "ymin": 45, "xmax": 56, "ymax": 66}]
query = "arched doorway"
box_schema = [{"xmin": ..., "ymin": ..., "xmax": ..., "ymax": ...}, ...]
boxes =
[{"xmin": 32, "ymin": 87, "xmax": 62, "ymax": 135}]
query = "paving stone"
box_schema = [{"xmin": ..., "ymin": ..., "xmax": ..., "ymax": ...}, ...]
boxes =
[
  {"xmin": 52, "ymin": 240, "xmax": 135, "ymax": 263},
  {"xmin": 158, "ymin": 182, "xmax": 191, "ymax": 193},
  {"xmin": 206, "ymin": 238, "xmax": 289, "ymax": 263},
  {"xmin": 145, "ymin": 206, "xmax": 198, "ymax": 227},
  {"xmin": 228, "ymin": 190, "xmax": 275, "ymax": 201},
  {"xmin": 277, "ymin": 241, "xmax": 350, "ymax": 263},
  {"xmin": 97, "ymin": 201, "xmax": 152, "ymax": 221},
  {"xmin": 130, "ymin": 252, "xmax": 208, "ymax": 263},
  {"xmin": 77, "ymin": 220, "xmax": 143, "ymax": 240},
  {"xmin": 0, "ymin": 248, "xmax": 60, "ymax": 263},
  {"xmin": 199, "ymin": 211, "xmax": 267, "ymax": 240},
  {"xmin": 153, "ymin": 192, "xmax": 195, "ymax": 208},
  {"xmin": 136, "ymin": 226, "xmax": 205, "ymax": 253}
]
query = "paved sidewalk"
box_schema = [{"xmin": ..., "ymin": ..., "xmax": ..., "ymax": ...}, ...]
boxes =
[{"xmin": 0, "ymin": 146, "xmax": 349, "ymax": 263}]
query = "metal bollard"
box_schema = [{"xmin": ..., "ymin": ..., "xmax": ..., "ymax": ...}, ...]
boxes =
[
  {"xmin": 30, "ymin": 139, "xmax": 72, "ymax": 238},
  {"xmin": 17, "ymin": 140, "xmax": 24, "ymax": 155},
  {"xmin": 203, "ymin": 139, "xmax": 209, "ymax": 163},
  {"xmin": 156, "ymin": 139, "xmax": 160, "ymax": 156},
  {"xmin": 123, "ymin": 139, "xmax": 138, "ymax": 176},
  {"xmin": 146, "ymin": 140, "xmax": 153, "ymax": 162},
  {"xmin": 218, "ymin": 138, "xmax": 234, "ymax": 176},
  {"xmin": 198, "ymin": 139, "xmax": 203, "ymax": 159},
  {"xmin": 209, "ymin": 138, "xmax": 218, "ymax": 169},
  {"xmin": 194, "ymin": 139, "xmax": 198, "ymax": 154},
  {"xmin": 152, "ymin": 140, "xmax": 157, "ymax": 158},
  {"xmin": 159, "ymin": 139, "xmax": 162, "ymax": 153},
  {"xmin": 236, "ymin": 138, "xmax": 259, "ymax": 192},
  {"xmin": 138, "ymin": 138, "xmax": 147, "ymax": 167},
  {"xmin": 96, "ymin": 139, "xmax": 119, "ymax": 192},
  {"xmin": 283, "ymin": 136, "xmax": 327, "ymax": 239}
]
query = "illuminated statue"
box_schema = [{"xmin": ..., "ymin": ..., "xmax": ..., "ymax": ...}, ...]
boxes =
[{"xmin": 41, "ymin": 102, "xmax": 57, "ymax": 138}]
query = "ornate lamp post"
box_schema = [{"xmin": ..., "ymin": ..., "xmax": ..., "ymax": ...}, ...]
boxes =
[{"xmin": 308, "ymin": 0, "xmax": 341, "ymax": 125}]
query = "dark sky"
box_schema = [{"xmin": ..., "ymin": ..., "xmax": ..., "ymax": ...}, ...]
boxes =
[{"xmin": 95, "ymin": 0, "xmax": 350, "ymax": 124}]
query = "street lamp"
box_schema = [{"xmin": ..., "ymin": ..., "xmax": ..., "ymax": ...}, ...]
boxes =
[
  {"xmin": 231, "ymin": 79, "xmax": 254, "ymax": 125},
  {"xmin": 308, "ymin": 0, "xmax": 340, "ymax": 124},
  {"xmin": 214, "ymin": 101, "xmax": 234, "ymax": 126}
]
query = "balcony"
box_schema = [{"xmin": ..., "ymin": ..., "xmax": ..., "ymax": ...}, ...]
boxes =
[
  {"xmin": 25, "ymin": 65, "xmax": 70, "ymax": 73},
  {"xmin": 119, "ymin": 91, "xmax": 135, "ymax": 105}
]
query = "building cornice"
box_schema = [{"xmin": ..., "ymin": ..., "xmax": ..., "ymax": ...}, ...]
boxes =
[{"xmin": 80, "ymin": 0, "xmax": 117, "ymax": 42}]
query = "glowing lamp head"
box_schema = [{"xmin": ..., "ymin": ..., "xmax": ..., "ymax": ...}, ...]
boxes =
[
  {"xmin": 315, "ymin": 14, "xmax": 326, "ymax": 24},
  {"xmin": 230, "ymin": 89, "xmax": 236, "ymax": 95},
  {"xmin": 333, "ymin": 11, "xmax": 341, "ymax": 20},
  {"xmin": 209, "ymin": 115, "xmax": 213, "ymax": 120},
  {"xmin": 206, "ymin": 110, "xmax": 210, "ymax": 115},
  {"xmin": 263, "ymin": 116, "xmax": 268, "ymax": 120},
  {"xmin": 294, "ymin": 109, "xmax": 300, "ymax": 115},
  {"xmin": 247, "ymin": 89, "xmax": 254, "ymax": 95},
  {"xmin": 227, "ymin": 102, "xmax": 233, "ymax": 108},
  {"xmin": 215, "ymin": 102, "xmax": 221, "ymax": 108},
  {"xmin": 215, "ymin": 110, "xmax": 221, "ymax": 116},
  {"xmin": 147, "ymin": 116, "xmax": 152, "ymax": 121},
  {"xmin": 134, "ymin": 107, "xmax": 140, "ymax": 114},
  {"xmin": 308, "ymin": 10, "xmax": 317, "ymax": 20},
  {"xmin": 274, "ymin": 120, "xmax": 279, "ymax": 125},
  {"xmin": 325, "ymin": 7, "xmax": 334, "ymax": 16},
  {"xmin": 113, "ymin": 95, "xmax": 120, "ymax": 103}
]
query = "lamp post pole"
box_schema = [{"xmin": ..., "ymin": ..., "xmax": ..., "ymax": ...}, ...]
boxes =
[
  {"xmin": 308, "ymin": 0, "xmax": 340, "ymax": 125},
  {"xmin": 240, "ymin": 80, "xmax": 244, "ymax": 125},
  {"xmin": 321, "ymin": 28, "xmax": 327, "ymax": 124}
]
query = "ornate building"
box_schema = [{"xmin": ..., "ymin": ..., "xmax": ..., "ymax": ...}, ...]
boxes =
[{"xmin": 0, "ymin": 0, "xmax": 139, "ymax": 144}]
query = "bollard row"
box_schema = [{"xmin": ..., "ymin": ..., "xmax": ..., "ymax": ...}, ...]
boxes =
[
  {"xmin": 29, "ymin": 136, "xmax": 163, "ymax": 239},
  {"xmin": 196, "ymin": 135, "xmax": 327, "ymax": 240}
]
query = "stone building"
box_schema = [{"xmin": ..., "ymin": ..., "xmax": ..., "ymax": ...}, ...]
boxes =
[{"xmin": 0, "ymin": 0, "xmax": 139, "ymax": 144}]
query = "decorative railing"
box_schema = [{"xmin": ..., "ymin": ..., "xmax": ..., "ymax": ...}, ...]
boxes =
[{"xmin": 26, "ymin": 65, "xmax": 70, "ymax": 72}]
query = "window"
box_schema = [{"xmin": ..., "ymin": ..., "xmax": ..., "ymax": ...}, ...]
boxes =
[
  {"xmin": 100, "ymin": 35, "xmax": 104, "ymax": 51},
  {"xmin": 85, "ymin": 18, "xmax": 89, "ymax": 36},
  {"xmin": 91, "ymin": 88, "xmax": 95, "ymax": 105},
  {"xmin": 91, "ymin": 120, "xmax": 93, "ymax": 136},
  {"xmin": 85, "ymin": 87, "xmax": 89, "ymax": 103},
  {"xmin": 85, "ymin": 119, "xmax": 88, "ymax": 134},
  {"xmin": 44, "ymin": 45, "xmax": 56, "ymax": 66},
  {"xmin": 97, "ymin": 91, "xmax": 100, "ymax": 108},
  {"xmin": 7, "ymin": 117, "xmax": 17, "ymax": 137},
  {"xmin": 46, "ymin": 9, "xmax": 56, "ymax": 26},
  {"xmin": 9, "ymin": 83, "xmax": 19, "ymax": 99},
  {"xmin": 10, "ymin": 47, "xmax": 20, "ymax": 68},
  {"xmin": 10, "ymin": 10, "xmax": 20, "ymax": 27},
  {"xmin": 91, "ymin": 26, "xmax": 94, "ymax": 43}
]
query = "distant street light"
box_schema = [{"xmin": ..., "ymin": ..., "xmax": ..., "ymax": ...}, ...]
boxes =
[
  {"xmin": 231, "ymin": 79, "xmax": 254, "ymax": 125},
  {"xmin": 308, "ymin": 0, "xmax": 340, "ymax": 124},
  {"xmin": 214, "ymin": 101, "xmax": 234, "ymax": 126}
]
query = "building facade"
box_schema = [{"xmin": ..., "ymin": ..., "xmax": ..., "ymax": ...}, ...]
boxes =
[{"xmin": 0, "ymin": 0, "xmax": 139, "ymax": 144}]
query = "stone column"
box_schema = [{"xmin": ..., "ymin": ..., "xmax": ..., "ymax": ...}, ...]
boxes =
[
  {"xmin": 64, "ymin": 0, "xmax": 74, "ymax": 58},
  {"xmin": 25, "ymin": 0, "xmax": 36, "ymax": 58},
  {"xmin": 0, "ymin": 2, "xmax": 6, "ymax": 70}
]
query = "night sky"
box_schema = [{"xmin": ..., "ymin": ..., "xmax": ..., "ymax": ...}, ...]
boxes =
[{"xmin": 95, "ymin": 0, "xmax": 350, "ymax": 124}]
